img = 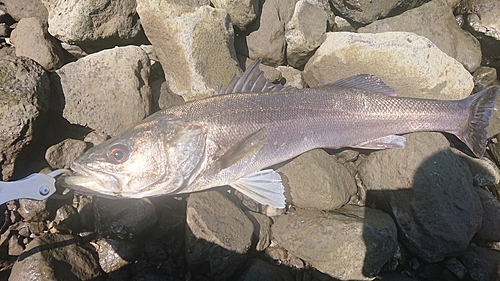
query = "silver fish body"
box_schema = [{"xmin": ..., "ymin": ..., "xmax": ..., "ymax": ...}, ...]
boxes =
[{"xmin": 60, "ymin": 60, "xmax": 499, "ymax": 207}]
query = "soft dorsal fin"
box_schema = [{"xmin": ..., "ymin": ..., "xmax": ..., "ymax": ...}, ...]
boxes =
[
  {"xmin": 214, "ymin": 128, "xmax": 268, "ymax": 170},
  {"xmin": 219, "ymin": 59, "xmax": 297, "ymax": 94},
  {"xmin": 325, "ymin": 74, "xmax": 397, "ymax": 96}
]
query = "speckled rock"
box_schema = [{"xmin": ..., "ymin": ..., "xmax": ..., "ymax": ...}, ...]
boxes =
[
  {"xmin": 212, "ymin": 0, "xmax": 259, "ymax": 30},
  {"xmin": 45, "ymin": 139, "xmax": 88, "ymax": 169}
]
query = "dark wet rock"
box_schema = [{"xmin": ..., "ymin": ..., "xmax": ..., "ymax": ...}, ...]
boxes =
[
  {"xmin": 186, "ymin": 190, "xmax": 253, "ymax": 280},
  {"xmin": 285, "ymin": 0, "xmax": 328, "ymax": 69},
  {"xmin": 271, "ymin": 205, "xmax": 397, "ymax": 280},
  {"xmin": 1, "ymin": 0, "xmax": 48, "ymax": 21},
  {"xmin": 17, "ymin": 199, "xmax": 49, "ymax": 221},
  {"xmin": 96, "ymin": 238, "xmax": 139, "ymax": 273},
  {"xmin": 72, "ymin": 195, "xmax": 94, "ymax": 231},
  {"xmin": 0, "ymin": 56, "xmax": 50, "ymax": 180},
  {"xmin": 473, "ymin": 66, "xmax": 497, "ymax": 92},
  {"xmin": 244, "ymin": 210, "xmax": 272, "ymax": 251},
  {"xmin": 358, "ymin": 0, "xmax": 482, "ymax": 72},
  {"xmin": 330, "ymin": 0, "xmax": 400, "ymax": 24},
  {"xmin": 45, "ymin": 139, "xmax": 87, "ymax": 169},
  {"xmin": 444, "ymin": 257, "xmax": 467, "ymax": 280},
  {"xmin": 243, "ymin": 0, "xmax": 297, "ymax": 66},
  {"xmin": 8, "ymin": 233, "xmax": 104, "ymax": 281},
  {"xmin": 136, "ymin": 1, "xmax": 241, "ymax": 101},
  {"xmin": 358, "ymin": 132, "xmax": 483, "ymax": 263},
  {"xmin": 238, "ymin": 258, "xmax": 294, "ymax": 281},
  {"xmin": 277, "ymin": 149, "xmax": 357, "ymax": 211},
  {"xmin": 304, "ymin": 32, "xmax": 473, "ymax": 100},
  {"xmin": 10, "ymin": 17, "xmax": 64, "ymax": 71},
  {"xmin": 212, "ymin": 0, "xmax": 259, "ymax": 31},
  {"xmin": 458, "ymin": 245, "xmax": 500, "ymax": 281},
  {"xmin": 42, "ymin": 0, "xmax": 142, "ymax": 49},
  {"xmin": 474, "ymin": 187, "xmax": 500, "ymax": 242},
  {"xmin": 94, "ymin": 198, "xmax": 157, "ymax": 241},
  {"xmin": 53, "ymin": 46, "xmax": 152, "ymax": 136}
]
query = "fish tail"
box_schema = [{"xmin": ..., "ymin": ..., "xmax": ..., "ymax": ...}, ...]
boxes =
[{"xmin": 457, "ymin": 86, "xmax": 499, "ymax": 158}]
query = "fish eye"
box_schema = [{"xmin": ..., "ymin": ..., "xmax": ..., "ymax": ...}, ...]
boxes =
[{"xmin": 107, "ymin": 144, "xmax": 130, "ymax": 164}]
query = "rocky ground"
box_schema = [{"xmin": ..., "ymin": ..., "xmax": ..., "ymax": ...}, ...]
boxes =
[{"xmin": 1, "ymin": 0, "xmax": 500, "ymax": 280}]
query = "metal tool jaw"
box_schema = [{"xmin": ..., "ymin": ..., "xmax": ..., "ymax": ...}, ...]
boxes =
[{"xmin": 0, "ymin": 169, "xmax": 71, "ymax": 205}]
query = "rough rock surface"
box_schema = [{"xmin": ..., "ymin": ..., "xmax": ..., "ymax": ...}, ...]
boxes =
[
  {"xmin": 42, "ymin": 0, "xmax": 142, "ymax": 48},
  {"xmin": 304, "ymin": 32, "xmax": 474, "ymax": 100},
  {"xmin": 329, "ymin": 0, "xmax": 400, "ymax": 24},
  {"xmin": 96, "ymin": 238, "xmax": 139, "ymax": 273},
  {"xmin": 9, "ymin": 17, "xmax": 64, "ymax": 71},
  {"xmin": 358, "ymin": 0, "xmax": 482, "ymax": 72},
  {"xmin": 272, "ymin": 205, "xmax": 397, "ymax": 280},
  {"xmin": 358, "ymin": 132, "xmax": 483, "ymax": 263},
  {"xmin": 0, "ymin": 56, "xmax": 50, "ymax": 180},
  {"xmin": 474, "ymin": 187, "xmax": 500, "ymax": 241},
  {"xmin": 466, "ymin": 0, "xmax": 500, "ymax": 41},
  {"xmin": 458, "ymin": 245, "xmax": 500, "ymax": 281},
  {"xmin": 0, "ymin": 0, "xmax": 48, "ymax": 21},
  {"xmin": 186, "ymin": 190, "xmax": 253, "ymax": 280},
  {"xmin": 136, "ymin": 1, "xmax": 241, "ymax": 101},
  {"xmin": 9, "ymin": 233, "xmax": 104, "ymax": 281},
  {"xmin": 285, "ymin": 0, "xmax": 328, "ymax": 68},
  {"xmin": 212, "ymin": 0, "xmax": 259, "ymax": 31},
  {"xmin": 277, "ymin": 149, "xmax": 357, "ymax": 211},
  {"xmin": 45, "ymin": 138, "xmax": 88, "ymax": 169},
  {"xmin": 53, "ymin": 46, "xmax": 151, "ymax": 136}
]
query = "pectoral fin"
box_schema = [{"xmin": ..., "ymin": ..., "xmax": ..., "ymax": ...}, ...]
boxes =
[
  {"xmin": 352, "ymin": 135, "xmax": 406, "ymax": 149},
  {"xmin": 230, "ymin": 169, "xmax": 286, "ymax": 208},
  {"xmin": 215, "ymin": 128, "xmax": 268, "ymax": 170}
]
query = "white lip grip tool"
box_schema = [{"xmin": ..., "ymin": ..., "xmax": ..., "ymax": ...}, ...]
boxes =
[{"xmin": 0, "ymin": 169, "xmax": 71, "ymax": 205}]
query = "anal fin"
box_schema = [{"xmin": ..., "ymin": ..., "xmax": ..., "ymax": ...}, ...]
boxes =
[
  {"xmin": 229, "ymin": 169, "xmax": 286, "ymax": 208},
  {"xmin": 352, "ymin": 135, "xmax": 406, "ymax": 149}
]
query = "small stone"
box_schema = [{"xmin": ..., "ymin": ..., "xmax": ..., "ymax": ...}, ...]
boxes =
[
  {"xmin": 54, "ymin": 204, "xmax": 80, "ymax": 232},
  {"xmin": 244, "ymin": 210, "xmax": 272, "ymax": 251},
  {"xmin": 17, "ymin": 199, "xmax": 49, "ymax": 221},
  {"xmin": 444, "ymin": 257, "xmax": 467, "ymax": 280},
  {"xmin": 212, "ymin": 0, "xmax": 259, "ymax": 30},
  {"xmin": 276, "ymin": 66, "xmax": 305, "ymax": 89},
  {"xmin": 8, "ymin": 234, "xmax": 24, "ymax": 256},
  {"xmin": 83, "ymin": 131, "xmax": 108, "ymax": 146},
  {"xmin": 45, "ymin": 139, "xmax": 88, "ymax": 169},
  {"xmin": 331, "ymin": 16, "xmax": 355, "ymax": 32},
  {"xmin": 97, "ymin": 238, "xmax": 139, "ymax": 273},
  {"xmin": 472, "ymin": 66, "xmax": 497, "ymax": 92},
  {"xmin": 466, "ymin": 0, "xmax": 500, "ymax": 40}
]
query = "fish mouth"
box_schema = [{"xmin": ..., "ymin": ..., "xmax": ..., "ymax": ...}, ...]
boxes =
[{"xmin": 57, "ymin": 163, "xmax": 124, "ymax": 197}]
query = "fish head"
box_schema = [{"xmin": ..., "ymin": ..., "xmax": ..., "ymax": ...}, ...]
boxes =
[{"xmin": 60, "ymin": 115, "xmax": 208, "ymax": 198}]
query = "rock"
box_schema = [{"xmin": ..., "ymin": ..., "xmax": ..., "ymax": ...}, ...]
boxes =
[
  {"xmin": 17, "ymin": 199, "xmax": 49, "ymax": 221},
  {"xmin": 472, "ymin": 66, "xmax": 497, "ymax": 92},
  {"xmin": 186, "ymin": 190, "xmax": 253, "ymax": 280},
  {"xmin": 244, "ymin": 210, "xmax": 272, "ymax": 251},
  {"xmin": 45, "ymin": 139, "xmax": 88, "ymax": 169},
  {"xmin": 358, "ymin": 132, "xmax": 483, "ymax": 263},
  {"xmin": 474, "ymin": 187, "xmax": 500, "ymax": 241},
  {"xmin": 466, "ymin": 0, "xmax": 500, "ymax": 41},
  {"xmin": 8, "ymin": 234, "xmax": 24, "ymax": 256},
  {"xmin": 443, "ymin": 257, "xmax": 467, "ymax": 280},
  {"xmin": 238, "ymin": 259, "xmax": 294, "ymax": 281},
  {"xmin": 53, "ymin": 46, "xmax": 152, "ymax": 136},
  {"xmin": 330, "ymin": 16, "xmax": 356, "ymax": 32},
  {"xmin": 285, "ymin": 0, "xmax": 328, "ymax": 68},
  {"xmin": 8, "ymin": 233, "xmax": 103, "ymax": 281},
  {"xmin": 42, "ymin": 0, "xmax": 142, "ymax": 49},
  {"xmin": 94, "ymin": 198, "xmax": 157, "ymax": 241},
  {"xmin": 458, "ymin": 245, "xmax": 500, "ymax": 281},
  {"xmin": 83, "ymin": 131, "xmax": 108, "ymax": 147},
  {"xmin": 0, "ymin": 0, "xmax": 48, "ymax": 21},
  {"xmin": 374, "ymin": 273, "xmax": 419, "ymax": 281},
  {"xmin": 243, "ymin": 0, "xmax": 297, "ymax": 66},
  {"xmin": 358, "ymin": 0, "xmax": 482, "ymax": 72},
  {"xmin": 452, "ymin": 148, "xmax": 500, "ymax": 186},
  {"xmin": 330, "ymin": 0, "xmax": 400, "ymax": 24},
  {"xmin": 136, "ymin": 1, "xmax": 241, "ymax": 101},
  {"xmin": 53, "ymin": 204, "xmax": 80, "ymax": 233},
  {"xmin": 72, "ymin": 195, "xmax": 94, "ymax": 231},
  {"xmin": 96, "ymin": 238, "xmax": 139, "ymax": 273},
  {"xmin": 271, "ymin": 205, "xmax": 397, "ymax": 280},
  {"xmin": 304, "ymin": 32, "xmax": 474, "ymax": 100},
  {"xmin": 277, "ymin": 149, "xmax": 357, "ymax": 211},
  {"xmin": 212, "ymin": 0, "xmax": 259, "ymax": 30},
  {"xmin": 276, "ymin": 66, "xmax": 305, "ymax": 89},
  {"xmin": 10, "ymin": 17, "xmax": 65, "ymax": 71},
  {"xmin": 0, "ymin": 56, "xmax": 50, "ymax": 180}
]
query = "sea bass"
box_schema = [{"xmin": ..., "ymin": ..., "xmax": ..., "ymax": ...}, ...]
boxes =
[{"xmin": 59, "ymin": 59, "xmax": 499, "ymax": 208}]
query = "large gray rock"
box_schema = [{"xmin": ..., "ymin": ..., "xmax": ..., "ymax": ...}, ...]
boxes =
[
  {"xmin": 277, "ymin": 149, "xmax": 357, "ymax": 211},
  {"xmin": 330, "ymin": 0, "xmax": 400, "ymax": 24},
  {"xmin": 10, "ymin": 17, "xmax": 65, "ymax": 71},
  {"xmin": 358, "ymin": 132, "xmax": 483, "ymax": 263},
  {"xmin": 272, "ymin": 205, "xmax": 397, "ymax": 280},
  {"xmin": 212, "ymin": 0, "xmax": 259, "ymax": 31},
  {"xmin": 304, "ymin": 32, "xmax": 474, "ymax": 100},
  {"xmin": 186, "ymin": 190, "xmax": 253, "ymax": 280},
  {"xmin": 8, "ymin": 233, "xmax": 104, "ymax": 281},
  {"xmin": 0, "ymin": 56, "xmax": 50, "ymax": 180},
  {"xmin": 243, "ymin": 0, "xmax": 297, "ymax": 66},
  {"xmin": 474, "ymin": 187, "xmax": 500, "ymax": 241},
  {"xmin": 358, "ymin": 0, "xmax": 482, "ymax": 72},
  {"xmin": 285, "ymin": 0, "xmax": 328, "ymax": 68},
  {"xmin": 42, "ymin": 0, "xmax": 142, "ymax": 48},
  {"xmin": 53, "ymin": 46, "xmax": 151, "ymax": 136},
  {"xmin": 136, "ymin": 1, "xmax": 241, "ymax": 101}
]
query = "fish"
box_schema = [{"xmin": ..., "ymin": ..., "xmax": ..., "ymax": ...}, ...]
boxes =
[{"xmin": 58, "ymin": 59, "xmax": 499, "ymax": 208}]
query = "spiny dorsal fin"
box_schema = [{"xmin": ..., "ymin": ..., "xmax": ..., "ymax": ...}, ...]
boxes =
[
  {"xmin": 219, "ymin": 59, "xmax": 297, "ymax": 94},
  {"xmin": 326, "ymin": 74, "xmax": 397, "ymax": 96},
  {"xmin": 215, "ymin": 128, "xmax": 268, "ymax": 170}
]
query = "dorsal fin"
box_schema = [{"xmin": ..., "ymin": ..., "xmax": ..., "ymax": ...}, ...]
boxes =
[
  {"xmin": 219, "ymin": 59, "xmax": 297, "ymax": 94},
  {"xmin": 325, "ymin": 74, "xmax": 397, "ymax": 96}
]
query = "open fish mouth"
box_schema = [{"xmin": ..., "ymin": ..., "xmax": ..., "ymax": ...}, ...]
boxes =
[{"xmin": 57, "ymin": 163, "xmax": 123, "ymax": 197}]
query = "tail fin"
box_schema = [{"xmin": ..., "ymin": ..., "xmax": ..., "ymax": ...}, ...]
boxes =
[{"xmin": 458, "ymin": 86, "xmax": 499, "ymax": 158}]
